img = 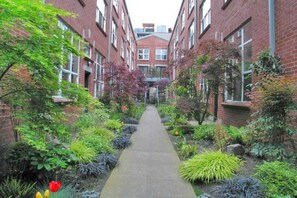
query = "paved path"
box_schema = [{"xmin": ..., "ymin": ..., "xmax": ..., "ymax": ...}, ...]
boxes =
[{"xmin": 100, "ymin": 106, "xmax": 196, "ymax": 198}]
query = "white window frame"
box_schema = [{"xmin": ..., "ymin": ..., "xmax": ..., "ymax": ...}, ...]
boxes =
[
  {"xmin": 156, "ymin": 49, "xmax": 168, "ymax": 60},
  {"xmin": 188, "ymin": 21, "xmax": 195, "ymax": 48},
  {"xmin": 126, "ymin": 48, "xmax": 130, "ymax": 66},
  {"xmin": 122, "ymin": 9, "xmax": 126, "ymax": 31},
  {"xmin": 113, "ymin": 0, "xmax": 118, "ymax": 13},
  {"xmin": 83, "ymin": 43, "xmax": 92, "ymax": 59},
  {"xmin": 225, "ymin": 24, "xmax": 252, "ymax": 102},
  {"xmin": 111, "ymin": 20, "xmax": 117, "ymax": 47},
  {"xmin": 189, "ymin": 0, "xmax": 194, "ymax": 14},
  {"xmin": 138, "ymin": 49, "xmax": 149, "ymax": 60},
  {"xmin": 120, "ymin": 37, "xmax": 124, "ymax": 58},
  {"xmin": 200, "ymin": 0, "xmax": 211, "ymax": 33},
  {"xmin": 155, "ymin": 65, "xmax": 167, "ymax": 78},
  {"xmin": 96, "ymin": 0, "xmax": 106, "ymax": 31},
  {"xmin": 181, "ymin": 9, "xmax": 185, "ymax": 30},
  {"xmin": 94, "ymin": 52, "xmax": 104, "ymax": 98}
]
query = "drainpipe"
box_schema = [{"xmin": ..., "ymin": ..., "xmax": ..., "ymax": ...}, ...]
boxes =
[
  {"xmin": 268, "ymin": 0, "xmax": 276, "ymax": 55},
  {"xmin": 194, "ymin": 0, "xmax": 197, "ymax": 47},
  {"xmin": 108, "ymin": 0, "xmax": 113, "ymax": 62}
]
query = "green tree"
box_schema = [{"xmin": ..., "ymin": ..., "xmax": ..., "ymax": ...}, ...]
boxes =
[{"xmin": 0, "ymin": 0, "xmax": 91, "ymax": 149}]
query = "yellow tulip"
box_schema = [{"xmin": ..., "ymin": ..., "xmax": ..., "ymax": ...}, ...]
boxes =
[
  {"xmin": 44, "ymin": 189, "xmax": 50, "ymax": 198},
  {"xmin": 36, "ymin": 192, "xmax": 43, "ymax": 198}
]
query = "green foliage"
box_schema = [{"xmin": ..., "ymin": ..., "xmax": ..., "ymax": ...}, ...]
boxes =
[
  {"xmin": 254, "ymin": 161, "xmax": 297, "ymax": 198},
  {"xmin": 104, "ymin": 119, "xmax": 123, "ymax": 132},
  {"xmin": 179, "ymin": 150, "xmax": 242, "ymax": 183},
  {"xmin": 157, "ymin": 104, "xmax": 176, "ymax": 118},
  {"xmin": 0, "ymin": 177, "xmax": 35, "ymax": 198},
  {"xmin": 80, "ymin": 127, "xmax": 115, "ymax": 142},
  {"xmin": 250, "ymin": 143, "xmax": 289, "ymax": 160},
  {"xmin": 6, "ymin": 143, "xmax": 75, "ymax": 178},
  {"xmin": 70, "ymin": 141, "xmax": 96, "ymax": 163},
  {"xmin": 76, "ymin": 109, "xmax": 109, "ymax": 130},
  {"xmin": 81, "ymin": 135, "xmax": 114, "ymax": 154},
  {"xmin": 193, "ymin": 124, "xmax": 216, "ymax": 141},
  {"xmin": 252, "ymin": 50, "xmax": 282, "ymax": 75},
  {"xmin": 226, "ymin": 126, "xmax": 245, "ymax": 144},
  {"xmin": 177, "ymin": 141, "xmax": 198, "ymax": 160},
  {"xmin": 213, "ymin": 125, "xmax": 231, "ymax": 149},
  {"xmin": 126, "ymin": 103, "xmax": 146, "ymax": 120}
]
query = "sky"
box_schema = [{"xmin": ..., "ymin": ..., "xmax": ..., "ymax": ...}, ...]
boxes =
[{"xmin": 125, "ymin": 0, "xmax": 182, "ymax": 30}]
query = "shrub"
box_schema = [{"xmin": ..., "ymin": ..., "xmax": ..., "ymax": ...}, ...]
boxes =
[
  {"xmin": 81, "ymin": 135, "xmax": 114, "ymax": 154},
  {"xmin": 226, "ymin": 126, "xmax": 245, "ymax": 144},
  {"xmin": 95, "ymin": 153, "xmax": 118, "ymax": 171},
  {"xmin": 214, "ymin": 125, "xmax": 231, "ymax": 149},
  {"xmin": 193, "ymin": 124, "xmax": 216, "ymax": 141},
  {"xmin": 250, "ymin": 143, "xmax": 289, "ymax": 160},
  {"xmin": 214, "ymin": 177, "xmax": 265, "ymax": 198},
  {"xmin": 178, "ymin": 142, "xmax": 198, "ymax": 160},
  {"xmin": 70, "ymin": 141, "xmax": 96, "ymax": 163},
  {"xmin": 112, "ymin": 135, "xmax": 132, "ymax": 149},
  {"xmin": 179, "ymin": 150, "xmax": 243, "ymax": 183},
  {"xmin": 123, "ymin": 125, "xmax": 137, "ymax": 134},
  {"xmin": 254, "ymin": 161, "xmax": 297, "ymax": 198},
  {"xmin": 104, "ymin": 119, "xmax": 123, "ymax": 132},
  {"xmin": 123, "ymin": 117, "xmax": 139, "ymax": 124},
  {"xmin": 0, "ymin": 177, "xmax": 35, "ymax": 198},
  {"xmin": 6, "ymin": 143, "xmax": 75, "ymax": 178},
  {"xmin": 157, "ymin": 104, "xmax": 175, "ymax": 118},
  {"xmin": 126, "ymin": 103, "xmax": 146, "ymax": 120},
  {"xmin": 77, "ymin": 163, "xmax": 107, "ymax": 177},
  {"xmin": 76, "ymin": 108, "xmax": 109, "ymax": 130},
  {"xmin": 80, "ymin": 127, "xmax": 115, "ymax": 141}
]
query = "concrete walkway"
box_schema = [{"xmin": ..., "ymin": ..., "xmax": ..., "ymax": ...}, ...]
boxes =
[{"xmin": 100, "ymin": 106, "xmax": 196, "ymax": 198}]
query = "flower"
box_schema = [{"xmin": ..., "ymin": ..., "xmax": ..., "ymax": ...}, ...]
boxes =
[
  {"xmin": 36, "ymin": 192, "xmax": 43, "ymax": 198},
  {"xmin": 44, "ymin": 189, "xmax": 50, "ymax": 198},
  {"xmin": 121, "ymin": 105, "xmax": 128, "ymax": 112},
  {"xmin": 49, "ymin": 181, "xmax": 62, "ymax": 192}
]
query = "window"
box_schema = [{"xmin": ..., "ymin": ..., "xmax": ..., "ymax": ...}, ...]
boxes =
[
  {"xmin": 126, "ymin": 48, "xmax": 130, "ymax": 66},
  {"xmin": 96, "ymin": 0, "xmax": 106, "ymax": 31},
  {"xmin": 94, "ymin": 52, "xmax": 104, "ymax": 97},
  {"xmin": 181, "ymin": 10, "xmax": 185, "ymax": 30},
  {"xmin": 156, "ymin": 49, "xmax": 168, "ymax": 60},
  {"xmin": 189, "ymin": 0, "xmax": 194, "ymax": 14},
  {"xmin": 200, "ymin": 0, "xmax": 211, "ymax": 33},
  {"xmin": 58, "ymin": 22, "xmax": 79, "ymax": 85},
  {"xmin": 188, "ymin": 21, "xmax": 195, "ymax": 48},
  {"xmin": 156, "ymin": 65, "xmax": 167, "ymax": 78},
  {"xmin": 175, "ymin": 26, "xmax": 179, "ymax": 45},
  {"xmin": 225, "ymin": 22, "xmax": 252, "ymax": 102},
  {"xmin": 111, "ymin": 20, "xmax": 117, "ymax": 47},
  {"xmin": 127, "ymin": 27, "xmax": 130, "ymax": 42},
  {"xmin": 121, "ymin": 10, "xmax": 126, "ymax": 30},
  {"xmin": 83, "ymin": 43, "xmax": 92, "ymax": 59},
  {"xmin": 181, "ymin": 38, "xmax": 185, "ymax": 58},
  {"xmin": 138, "ymin": 65, "xmax": 149, "ymax": 76},
  {"xmin": 113, "ymin": 0, "xmax": 118, "ymax": 12},
  {"xmin": 120, "ymin": 37, "xmax": 124, "ymax": 58},
  {"xmin": 138, "ymin": 49, "xmax": 149, "ymax": 60}
]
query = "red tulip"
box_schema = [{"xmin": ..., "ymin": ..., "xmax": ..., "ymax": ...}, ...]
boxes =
[{"xmin": 49, "ymin": 181, "xmax": 62, "ymax": 192}]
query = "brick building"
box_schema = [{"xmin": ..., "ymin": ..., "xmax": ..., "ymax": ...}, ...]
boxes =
[
  {"xmin": 46, "ymin": 0, "xmax": 137, "ymax": 98},
  {"xmin": 168, "ymin": 0, "xmax": 297, "ymax": 126}
]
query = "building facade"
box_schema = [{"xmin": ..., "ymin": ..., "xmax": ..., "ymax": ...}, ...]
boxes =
[
  {"xmin": 46, "ymin": 0, "xmax": 137, "ymax": 99},
  {"xmin": 168, "ymin": 0, "xmax": 297, "ymax": 126}
]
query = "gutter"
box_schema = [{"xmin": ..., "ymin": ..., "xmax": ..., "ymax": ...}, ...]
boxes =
[
  {"xmin": 108, "ymin": 0, "xmax": 113, "ymax": 62},
  {"xmin": 268, "ymin": 0, "xmax": 276, "ymax": 55}
]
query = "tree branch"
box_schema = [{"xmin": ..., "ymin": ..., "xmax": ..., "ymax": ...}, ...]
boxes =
[{"xmin": 0, "ymin": 62, "xmax": 16, "ymax": 81}]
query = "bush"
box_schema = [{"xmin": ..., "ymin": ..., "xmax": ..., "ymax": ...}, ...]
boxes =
[
  {"xmin": 126, "ymin": 103, "xmax": 146, "ymax": 120},
  {"xmin": 214, "ymin": 177, "xmax": 265, "ymax": 198},
  {"xmin": 76, "ymin": 108, "xmax": 109, "ymax": 130},
  {"xmin": 0, "ymin": 177, "xmax": 35, "ymax": 198},
  {"xmin": 70, "ymin": 141, "xmax": 96, "ymax": 163},
  {"xmin": 6, "ymin": 143, "xmax": 75, "ymax": 178},
  {"xmin": 81, "ymin": 135, "xmax": 114, "ymax": 154},
  {"xmin": 193, "ymin": 124, "xmax": 217, "ymax": 141},
  {"xmin": 95, "ymin": 153, "xmax": 118, "ymax": 171},
  {"xmin": 250, "ymin": 143, "xmax": 289, "ymax": 160},
  {"xmin": 104, "ymin": 119, "xmax": 123, "ymax": 132},
  {"xmin": 77, "ymin": 163, "xmax": 107, "ymax": 177},
  {"xmin": 157, "ymin": 104, "xmax": 176, "ymax": 118},
  {"xmin": 112, "ymin": 135, "xmax": 132, "ymax": 149},
  {"xmin": 80, "ymin": 127, "xmax": 115, "ymax": 142},
  {"xmin": 177, "ymin": 142, "xmax": 198, "ymax": 160},
  {"xmin": 226, "ymin": 126, "xmax": 245, "ymax": 144},
  {"xmin": 254, "ymin": 161, "xmax": 297, "ymax": 198},
  {"xmin": 123, "ymin": 125, "xmax": 137, "ymax": 134},
  {"xmin": 179, "ymin": 150, "xmax": 243, "ymax": 183},
  {"xmin": 214, "ymin": 125, "xmax": 231, "ymax": 149}
]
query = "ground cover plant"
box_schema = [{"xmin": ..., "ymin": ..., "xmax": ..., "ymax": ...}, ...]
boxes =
[
  {"xmin": 0, "ymin": 177, "xmax": 35, "ymax": 198},
  {"xmin": 179, "ymin": 150, "xmax": 243, "ymax": 183}
]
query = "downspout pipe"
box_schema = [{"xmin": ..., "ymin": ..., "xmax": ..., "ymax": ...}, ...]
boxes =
[
  {"xmin": 268, "ymin": 0, "xmax": 276, "ymax": 55},
  {"xmin": 108, "ymin": 0, "xmax": 113, "ymax": 62}
]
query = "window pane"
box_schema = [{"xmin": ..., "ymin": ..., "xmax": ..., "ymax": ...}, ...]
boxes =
[
  {"xmin": 243, "ymin": 42, "xmax": 252, "ymax": 71},
  {"xmin": 233, "ymin": 75, "xmax": 242, "ymax": 101},
  {"xmin": 72, "ymin": 56, "xmax": 79, "ymax": 73},
  {"xmin": 244, "ymin": 22, "xmax": 252, "ymax": 42},
  {"xmin": 243, "ymin": 74, "xmax": 251, "ymax": 101}
]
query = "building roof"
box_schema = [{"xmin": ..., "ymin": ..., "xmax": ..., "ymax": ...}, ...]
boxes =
[{"xmin": 136, "ymin": 32, "xmax": 171, "ymax": 42}]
